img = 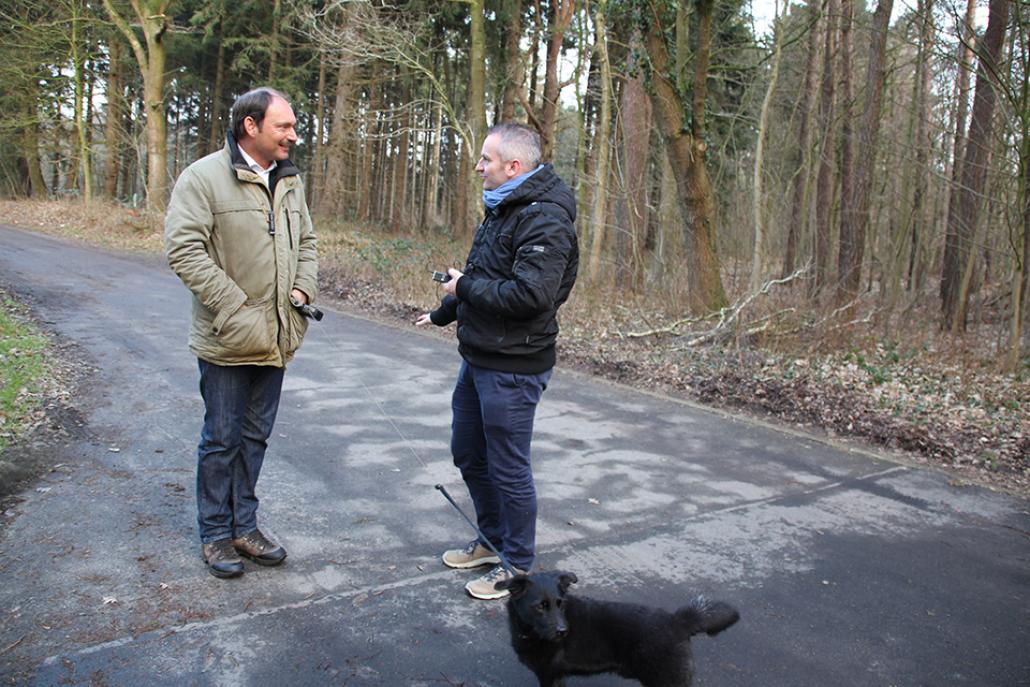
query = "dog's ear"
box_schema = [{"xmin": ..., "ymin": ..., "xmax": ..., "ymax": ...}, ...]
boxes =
[
  {"xmin": 557, "ymin": 571, "xmax": 578, "ymax": 593},
  {"xmin": 495, "ymin": 573, "xmax": 531, "ymax": 598}
]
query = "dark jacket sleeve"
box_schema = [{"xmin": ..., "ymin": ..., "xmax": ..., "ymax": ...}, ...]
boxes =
[
  {"xmin": 455, "ymin": 206, "xmax": 573, "ymax": 319},
  {"xmin": 430, "ymin": 294, "xmax": 459, "ymax": 326}
]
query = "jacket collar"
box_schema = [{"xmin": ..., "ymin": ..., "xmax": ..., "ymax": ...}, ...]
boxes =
[{"xmin": 225, "ymin": 130, "xmax": 300, "ymax": 193}]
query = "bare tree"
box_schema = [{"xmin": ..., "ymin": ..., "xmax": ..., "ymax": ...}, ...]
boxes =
[
  {"xmin": 752, "ymin": 0, "xmax": 787, "ymax": 294},
  {"xmin": 103, "ymin": 34, "xmax": 126, "ymax": 199},
  {"xmin": 616, "ymin": 27, "xmax": 651, "ymax": 289},
  {"xmin": 102, "ymin": 0, "xmax": 173, "ymax": 211},
  {"xmin": 941, "ymin": 0, "xmax": 1011, "ymax": 331},
  {"xmin": 906, "ymin": 0, "xmax": 935, "ymax": 294},
  {"xmin": 783, "ymin": 0, "xmax": 822, "ymax": 279},
  {"xmin": 586, "ymin": 0, "xmax": 613, "ymax": 284},
  {"xmin": 644, "ymin": 0, "xmax": 727, "ymax": 312},
  {"xmin": 812, "ymin": 0, "xmax": 838, "ymax": 297},
  {"xmin": 835, "ymin": 0, "xmax": 855, "ymax": 302},
  {"xmin": 837, "ymin": 0, "xmax": 894, "ymax": 307},
  {"xmin": 939, "ymin": 0, "xmax": 978, "ymax": 321},
  {"xmin": 518, "ymin": 0, "xmax": 575, "ymax": 161}
]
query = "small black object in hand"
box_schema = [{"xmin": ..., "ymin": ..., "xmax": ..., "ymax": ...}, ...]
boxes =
[
  {"xmin": 294, "ymin": 302, "xmax": 323, "ymax": 321},
  {"xmin": 431, "ymin": 270, "xmax": 452, "ymax": 283}
]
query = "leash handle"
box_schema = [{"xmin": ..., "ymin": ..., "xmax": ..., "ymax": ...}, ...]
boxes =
[{"xmin": 435, "ymin": 484, "xmax": 516, "ymax": 575}]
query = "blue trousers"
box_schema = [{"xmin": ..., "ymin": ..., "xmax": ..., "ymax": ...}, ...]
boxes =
[
  {"xmin": 196, "ymin": 360, "xmax": 285, "ymax": 544},
  {"xmin": 450, "ymin": 360, "xmax": 551, "ymax": 571}
]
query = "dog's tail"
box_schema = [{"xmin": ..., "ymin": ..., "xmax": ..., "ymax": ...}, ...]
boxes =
[{"xmin": 675, "ymin": 596, "xmax": 740, "ymax": 637}]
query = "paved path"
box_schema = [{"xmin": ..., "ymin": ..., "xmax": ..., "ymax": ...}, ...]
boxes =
[{"xmin": 0, "ymin": 225, "xmax": 1027, "ymax": 686}]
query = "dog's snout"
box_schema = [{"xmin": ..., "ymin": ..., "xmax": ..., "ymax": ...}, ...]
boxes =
[{"xmin": 555, "ymin": 623, "xmax": 568, "ymax": 638}]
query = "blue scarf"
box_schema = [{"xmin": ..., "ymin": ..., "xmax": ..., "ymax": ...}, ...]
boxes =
[{"xmin": 483, "ymin": 165, "xmax": 543, "ymax": 209}]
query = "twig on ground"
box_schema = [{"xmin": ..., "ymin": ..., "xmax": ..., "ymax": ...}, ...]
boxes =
[
  {"xmin": 672, "ymin": 264, "xmax": 812, "ymax": 346},
  {"xmin": 0, "ymin": 635, "xmax": 25, "ymax": 655}
]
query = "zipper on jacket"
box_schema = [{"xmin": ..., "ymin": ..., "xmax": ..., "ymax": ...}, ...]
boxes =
[
  {"xmin": 286, "ymin": 211, "xmax": 293, "ymax": 249},
  {"xmin": 267, "ymin": 210, "xmax": 276, "ymax": 236}
]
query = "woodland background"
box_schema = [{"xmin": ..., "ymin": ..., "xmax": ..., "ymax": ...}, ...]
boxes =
[{"xmin": 0, "ymin": 0, "xmax": 1027, "ymax": 492}]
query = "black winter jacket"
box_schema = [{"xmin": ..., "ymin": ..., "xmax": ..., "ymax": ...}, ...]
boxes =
[{"xmin": 430, "ymin": 164, "xmax": 579, "ymax": 374}]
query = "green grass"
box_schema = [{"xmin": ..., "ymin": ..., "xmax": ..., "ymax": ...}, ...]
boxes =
[{"xmin": 0, "ymin": 296, "xmax": 51, "ymax": 451}]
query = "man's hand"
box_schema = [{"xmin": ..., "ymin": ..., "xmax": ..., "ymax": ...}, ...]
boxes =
[
  {"xmin": 415, "ymin": 313, "xmax": 433, "ymax": 327},
  {"xmin": 290, "ymin": 288, "xmax": 308, "ymax": 305},
  {"xmin": 442, "ymin": 268, "xmax": 464, "ymax": 297}
]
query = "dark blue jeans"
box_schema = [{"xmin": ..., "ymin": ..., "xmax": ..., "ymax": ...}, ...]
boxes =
[
  {"xmin": 196, "ymin": 360, "xmax": 285, "ymax": 544},
  {"xmin": 451, "ymin": 360, "xmax": 551, "ymax": 571}
]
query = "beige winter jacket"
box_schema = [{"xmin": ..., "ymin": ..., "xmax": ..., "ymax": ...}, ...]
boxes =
[{"xmin": 165, "ymin": 138, "xmax": 318, "ymax": 367}]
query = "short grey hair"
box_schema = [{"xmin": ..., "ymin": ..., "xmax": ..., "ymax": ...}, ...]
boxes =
[
  {"xmin": 488, "ymin": 123, "xmax": 542, "ymax": 169},
  {"xmin": 230, "ymin": 87, "xmax": 290, "ymax": 141}
]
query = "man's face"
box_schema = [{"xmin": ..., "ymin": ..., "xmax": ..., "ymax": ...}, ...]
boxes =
[
  {"xmin": 475, "ymin": 134, "xmax": 518, "ymax": 190},
  {"xmin": 242, "ymin": 97, "xmax": 298, "ymax": 168}
]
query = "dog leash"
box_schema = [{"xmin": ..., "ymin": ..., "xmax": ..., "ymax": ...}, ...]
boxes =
[
  {"xmin": 306, "ymin": 302, "xmax": 512, "ymax": 569},
  {"xmin": 436, "ymin": 484, "xmax": 517, "ymax": 575}
]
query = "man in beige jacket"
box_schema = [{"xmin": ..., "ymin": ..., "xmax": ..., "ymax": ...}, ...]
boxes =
[{"xmin": 165, "ymin": 87, "xmax": 318, "ymax": 578}]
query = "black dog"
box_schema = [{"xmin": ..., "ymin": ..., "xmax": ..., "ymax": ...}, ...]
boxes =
[{"xmin": 496, "ymin": 571, "xmax": 739, "ymax": 687}]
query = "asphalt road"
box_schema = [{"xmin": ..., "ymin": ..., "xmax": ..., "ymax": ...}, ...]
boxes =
[{"xmin": 0, "ymin": 224, "xmax": 1027, "ymax": 687}]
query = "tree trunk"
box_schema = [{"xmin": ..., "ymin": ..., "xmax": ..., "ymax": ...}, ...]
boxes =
[
  {"xmin": 207, "ymin": 24, "xmax": 226, "ymax": 154},
  {"xmin": 528, "ymin": 0, "xmax": 541, "ymax": 111},
  {"xmin": 391, "ymin": 92, "xmax": 411, "ymax": 229},
  {"xmin": 500, "ymin": 0, "xmax": 523, "ymax": 122},
  {"xmin": 905, "ymin": 0, "xmax": 935, "ymax": 293},
  {"xmin": 103, "ymin": 35, "xmax": 125, "ymax": 198},
  {"xmin": 587, "ymin": 0, "xmax": 613, "ymax": 284},
  {"xmin": 939, "ymin": 0, "xmax": 978, "ymax": 320},
  {"xmin": 783, "ymin": 0, "xmax": 821, "ymax": 279},
  {"xmin": 425, "ymin": 100, "xmax": 443, "ymax": 226},
  {"xmin": 644, "ymin": 0, "xmax": 727, "ymax": 312},
  {"xmin": 466, "ymin": 0, "xmax": 487, "ymax": 233},
  {"xmin": 751, "ymin": 0, "xmax": 786, "ymax": 294},
  {"xmin": 102, "ymin": 0, "xmax": 171, "ymax": 211},
  {"xmin": 837, "ymin": 0, "xmax": 894, "ymax": 307},
  {"xmin": 1012, "ymin": 146, "xmax": 1030, "ymax": 368},
  {"xmin": 812, "ymin": 0, "xmax": 838, "ymax": 297},
  {"xmin": 358, "ymin": 64, "xmax": 380, "ymax": 222},
  {"xmin": 616, "ymin": 28, "xmax": 651, "ymax": 290},
  {"xmin": 835, "ymin": 0, "xmax": 855, "ymax": 303},
  {"xmin": 576, "ymin": 37, "xmax": 599, "ymax": 229},
  {"xmin": 318, "ymin": 55, "xmax": 358, "ymax": 218},
  {"xmin": 268, "ymin": 0, "xmax": 281, "ymax": 81},
  {"xmin": 537, "ymin": 0, "xmax": 574, "ymax": 161},
  {"xmin": 22, "ymin": 103, "xmax": 47, "ymax": 198},
  {"xmin": 942, "ymin": 0, "xmax": 1010, "ymax": 331},
  {"xmin": 309, "ymin": 50, "xmax": 328, "ymax": 208},
  {"xmin": 1006, "ymin": 2, "xmax": 1029, "ymax": 370}
]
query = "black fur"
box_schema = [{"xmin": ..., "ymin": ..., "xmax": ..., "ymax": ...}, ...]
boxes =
[{"xmin": 496, "ymin": 571, "xmax": 739, "ymax": 687}]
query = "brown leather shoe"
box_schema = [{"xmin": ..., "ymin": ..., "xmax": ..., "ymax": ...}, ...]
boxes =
[
  {"xmin": 201, "ymin": 539, "xmax": 244, "ymax": 578},
  {"xmin": 232, "ymin": 529, "xmax": 287, "ymax": 566}
]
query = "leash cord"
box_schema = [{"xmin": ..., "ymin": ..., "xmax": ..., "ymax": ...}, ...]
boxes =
[{"xmin": 308, "ymin": 309, "xmax": 513, "ymax": 572}]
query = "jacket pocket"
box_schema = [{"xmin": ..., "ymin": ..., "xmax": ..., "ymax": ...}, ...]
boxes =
[
  {"xmin": 285, "ymin": 302, "xmax": 309, "ymax": 355},
  {"xmin": 217, "ymin": 296, "xmax": 275, "ymax": 358},
  {"xmin": 458, "ymin": 306, "xmax": 507, "ymax": 350},
  {"xmin": 287, "ymin": 209, "xmax": 302, "ymax": 251}
]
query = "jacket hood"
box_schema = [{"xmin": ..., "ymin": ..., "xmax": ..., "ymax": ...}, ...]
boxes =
[{"xmin": 495, "ymin": 163, "xmax": 576, "ymax": 224}]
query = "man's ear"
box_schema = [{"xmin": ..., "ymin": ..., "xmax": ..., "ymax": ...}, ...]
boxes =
[
  {"xmin": 243, "ymin": 115, "xmax": 259, "ymax": 139},
  {"xmin": 507, "ymin": 158, "xmax": 523, "ymax": 178}
]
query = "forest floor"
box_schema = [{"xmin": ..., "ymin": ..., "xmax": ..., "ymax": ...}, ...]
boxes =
[{"xmin": 1, "ymin": 199, "xmax": 1027, "ymax": 499}]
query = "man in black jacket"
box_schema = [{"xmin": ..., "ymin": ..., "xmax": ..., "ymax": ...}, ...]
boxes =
[{"xmin": 416, "ymin": 123, "xmax": 579, "ymax": 600}]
